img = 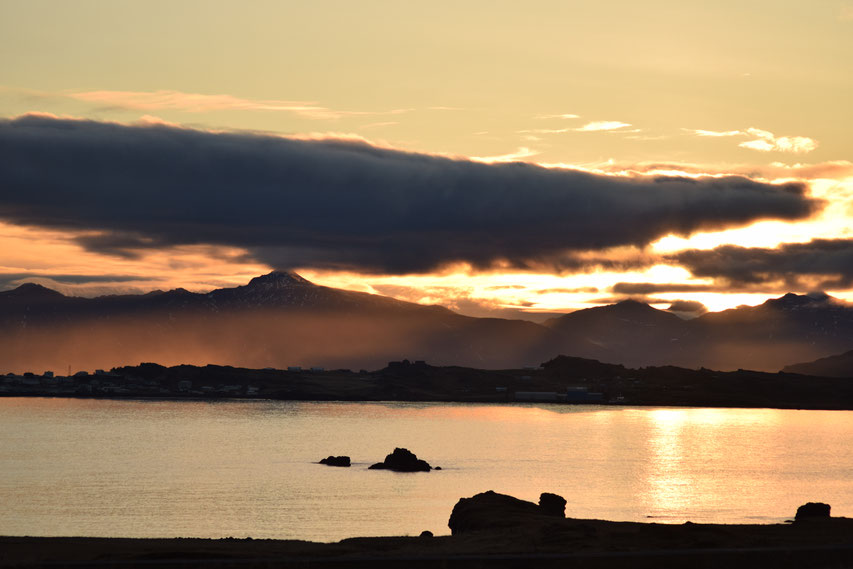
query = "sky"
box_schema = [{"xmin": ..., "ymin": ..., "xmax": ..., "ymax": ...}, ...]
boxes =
[{"xmin": 1, "ymin": 0, "xmax": 853, "ymax": 319}]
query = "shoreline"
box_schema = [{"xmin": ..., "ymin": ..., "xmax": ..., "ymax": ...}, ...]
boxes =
[{"xmin": 3, "ymin": 391, "xmax": 853, "ymax": 412}]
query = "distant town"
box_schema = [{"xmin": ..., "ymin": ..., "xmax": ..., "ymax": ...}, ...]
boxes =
[
  {"xmin": 0, "ymin": 360, "xmax": 606, "ymax": 403},
  {"xmin": 2, "ymin": 356, "xmax": 852, "ymax": 410}
]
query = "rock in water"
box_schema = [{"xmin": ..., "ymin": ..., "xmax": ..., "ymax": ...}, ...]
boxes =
[
  {"xmin": 795, "ymin": 502, "xmax": 831, "ymax": 521},
  {"xmin": 539, "ymin": 492, "xmax": 567, "ymax": 517},
  {"xmin": 319, "ymin": 455, "xmax": 351, "ymax": 467},
  {"xmin": 368, "ymin": 448, "xmax": 431, "ymax": 472}
]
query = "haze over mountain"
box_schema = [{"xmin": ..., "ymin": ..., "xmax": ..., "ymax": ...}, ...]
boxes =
[
  {"xmin": 0, "ymin": 271, "xmax": 562, "ymax": 374},
  {"xmin": 783, "ymin": 349, "xmax": 853, "ymax": 378},
  {"xmin": 2, "ymin": 272, "xmax": 852, "ymax": 374}
]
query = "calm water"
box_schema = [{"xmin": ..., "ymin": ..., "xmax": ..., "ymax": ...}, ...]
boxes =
[{"xmin": 1, "ymin": 398, "xmax": 852, "ymax": 541}]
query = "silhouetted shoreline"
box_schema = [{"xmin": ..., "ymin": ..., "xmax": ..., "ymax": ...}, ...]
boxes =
[
  {"xmin": 3, "ymin": 356, "xmax": 853, "ymax": 410},
  {"xmin": 5, "ymin": 491, "xmax": 852, "ymax": 567},
  {"xmin": 3, "ymin": 518, "xmax": 853, "ymax": 568}
]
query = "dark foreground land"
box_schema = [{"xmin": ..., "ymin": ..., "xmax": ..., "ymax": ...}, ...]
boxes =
[
  {"xmin": 4, "ymin": 355, "xmax": 853, "ymax": 410},
  {"xmin": 3, "ymin": 517, "xmax": 853, "ymax": 568},
  {"xmin": 4, "ymin": 492, "xmax": 853, "ymax": 569}
]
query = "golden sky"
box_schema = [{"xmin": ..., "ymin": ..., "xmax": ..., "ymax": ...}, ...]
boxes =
[{"xmin": 1, "ymin": 1, "xmax": 852, "ymax": 318}]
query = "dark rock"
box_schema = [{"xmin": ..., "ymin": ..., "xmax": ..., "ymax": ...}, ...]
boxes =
[
  {"xmin": 368, "ymin": 448, "xmax": 431, "ymax": 472},
  {"xmin": 434, "ymin": 466, "xmax": 442, "ymax": 470},
  {"xmin": 538, "ymin": 492, "xmax": 567, "ymax": 517},
  {"xmin": 419, "ymin": 530, "xmax": 433, "ymax": 538},
  {"xmin": 448, "ymin": 490, "xmax": 563, "ymax": 535},
  {"xmin": 795, "ymin": 502, "xmax": 831, "ymax": 521},
  {"xmin": 319, "ymin": 455, "xmax": 351, "ymax": 467}
]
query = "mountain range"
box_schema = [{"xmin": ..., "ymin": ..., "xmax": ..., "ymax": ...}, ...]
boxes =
[{"xmin": 2, "ymin": 271, "xmax": 852, "ymax": 375}]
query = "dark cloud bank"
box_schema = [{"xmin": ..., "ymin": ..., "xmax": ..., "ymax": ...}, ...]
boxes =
[
  {"xmin": 0, "ymin": 115, "xmax": 822, "ymax": 274},
  {"xmin": 672, "ymin": 239, "xmax": 853, "ymax": 288}
]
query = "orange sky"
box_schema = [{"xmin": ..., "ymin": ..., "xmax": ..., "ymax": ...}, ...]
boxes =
[{"xmin": 1, "ymin": 1, "xmax": 852, "ymax": 318}]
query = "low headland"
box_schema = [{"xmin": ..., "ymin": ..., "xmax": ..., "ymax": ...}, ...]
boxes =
[
  {"xmin": 3, "ymin": 491, "xmax": 851, "ymax": 568},
  {"xmin": 3, "ymin": 355, "xmax": 853, "ymax": 410}
]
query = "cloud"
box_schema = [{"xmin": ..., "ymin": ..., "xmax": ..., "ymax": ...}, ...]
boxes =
[
  {"xmin": 739, "ymin": 128, "xmax": 817, "ymax": 153},
  {"xmin": 472, "ymin": 146, "xmax": 540, "ymax": 163},
  {"xmin": 666, "ymin": 300, "xmax": 708, "ymax": 315},
  {"xmin": 686, "ymin": 129, "xmax": 744, "ymax": 138},
  {"xmin": 670, "ymin": 239, "xmax": 853, "ymax": 288},
  {"xmin": 684, "ymin": 127, "xmax": 818, "ymax": 154},
  {"xmin": 0, "ymin": 272, "xmax": 147, "ymax": 289},
  {"xmin": 64, "ymin": 89, "xmax": 412, "ymax": 120},
  {"xmin": 611, "ymin": 282, "xmax": 718, "ymax": 294},
  {"xmin": 574, "ymin": 159, "xmax": 853, "ymax": 183},
  {"xmin": 535, "ymin": 113, "xmax": 580, "ymax": 120},
  {"xmin": 535, "ymin": 287, "xmax": 599, "ymax": 294},
  {"xmin": 518, "ymin": 127, "xmax": 573, "ymax": 134},
  {"xmin": 0, "ymin": 272, "xmax": 158, "ymax": 297},
  {"xmin": 0, "ymin": 114, "xmax": 822, "ymax": 275},
  {"xmin": 360, "ymin": 121, "xmax": 399, "ymax": 129},
  {"xmin": 576, "ymin": 121, "xmax": 632, "ymax": 132}
]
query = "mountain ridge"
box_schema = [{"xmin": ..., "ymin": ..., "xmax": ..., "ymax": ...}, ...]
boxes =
[{"xmin": 1, "ymin": 273, "xmax": 851, "ymax": 374}]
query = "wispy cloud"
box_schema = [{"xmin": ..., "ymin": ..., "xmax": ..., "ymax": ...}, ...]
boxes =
[
  {"xmin": 360, "ymin": 121, "xmax": 399, "ymax": 129},
  {"xmin": 518, "ymin": 127, "xmax": 573, "ymax": 134},
  {"xmin": 576, "ymin": 120, "xmax": 632, "ymax": 132},
  {"xmin": 739, "ymin": 128, "xmax": 817, "ymax": 153},
  {"xmin": 472, "ymin": 146, "xmax": 540, "ymax": 163},
  {"xmin": 684, "ymin": 126, "xmax": 817, "ymax": 153},
  {"xmin": 60, "ymin": 89, "xmax": 413, "ymax": 120},
  {"xmin": 686, "ymin": 128, "xmax": 743, "ymax": 137},
  {"xmin": 519, "ymin": 119, "xmax": 633, "ymax": 135},
  {"xmin": 575, "ymin": 157, "xmax": 853, "ymax": 182},
  {"xmin": 535, "ymin": 113, "xmax": 580, "ymax": 120}
]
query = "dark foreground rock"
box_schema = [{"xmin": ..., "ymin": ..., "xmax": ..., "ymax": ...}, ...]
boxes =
[
  {"xmin": 368, "ymin": 447, "xmax": 431, "ymax": 472},
  {"xmin": 796, "ymin": 502, "xmax": 831, "ymax": 521},
  {"xmin": 538, "ymin": 492, "xmax": 567, "ymax": 517},
  {"xmin": 318, "ymin": 455, "xmax": 351, "ymax": 467},
  {"xmin": 448, "ymin": 490, "xmax": 566, "ymax": 535}
]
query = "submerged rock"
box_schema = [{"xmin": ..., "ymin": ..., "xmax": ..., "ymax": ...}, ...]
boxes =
[
  {"xmin": 368, "ymin": 448, "xmax": 431, "ymax": 472},
  {"xmin": 795, "ymin": 502, "xmax": 831, "ymax": 521},
  {"xmin": 319, "ymin": 455, "xmax": 351, "ymax": 467},
  {"xmin": 448, "ymin": 490, "xmax": 567, "ymax": 535}
]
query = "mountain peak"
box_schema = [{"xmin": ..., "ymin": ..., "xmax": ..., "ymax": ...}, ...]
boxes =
[
  {"xmin": 6, "ymin": 282, "xmax": 65, "ymax": 298},
  {"xmin": 767, "ymin": 292, "xmax": 834, "ymax": 310},
  {"xmin": 246, "ymin": 271, "xmax": 313, "ymax": 288},
  {"xmin": 610, "ymin": 298, "xmax": 664, "ymax": 315},
  {"xmin": 614, "ymin": 298, "xmax": 651, "ymax": 308}
]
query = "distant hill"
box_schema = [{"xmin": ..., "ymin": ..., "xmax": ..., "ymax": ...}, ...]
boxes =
[
  {"xmin": 783, "ymin": 349, "xmax": 853, "ymax": 377},
  {"xmin": 543, "ymin": 292, "xmax": 853, "ymax": 372},
  {"xmin": 543, "ymin": 300, "xmax": 690, "ymax": 368},
  {"xmin": 2, "ymin": 273, "xmax": 853, "ymax": 373},
  {"xmin": 689, "ymin": 292, "xmax": 853, "ymax": 372}
]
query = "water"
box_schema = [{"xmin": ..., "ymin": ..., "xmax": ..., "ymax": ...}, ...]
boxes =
[{"xmin": 1, "ymin": 398, "xmax": 852, "ymax": 541}]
